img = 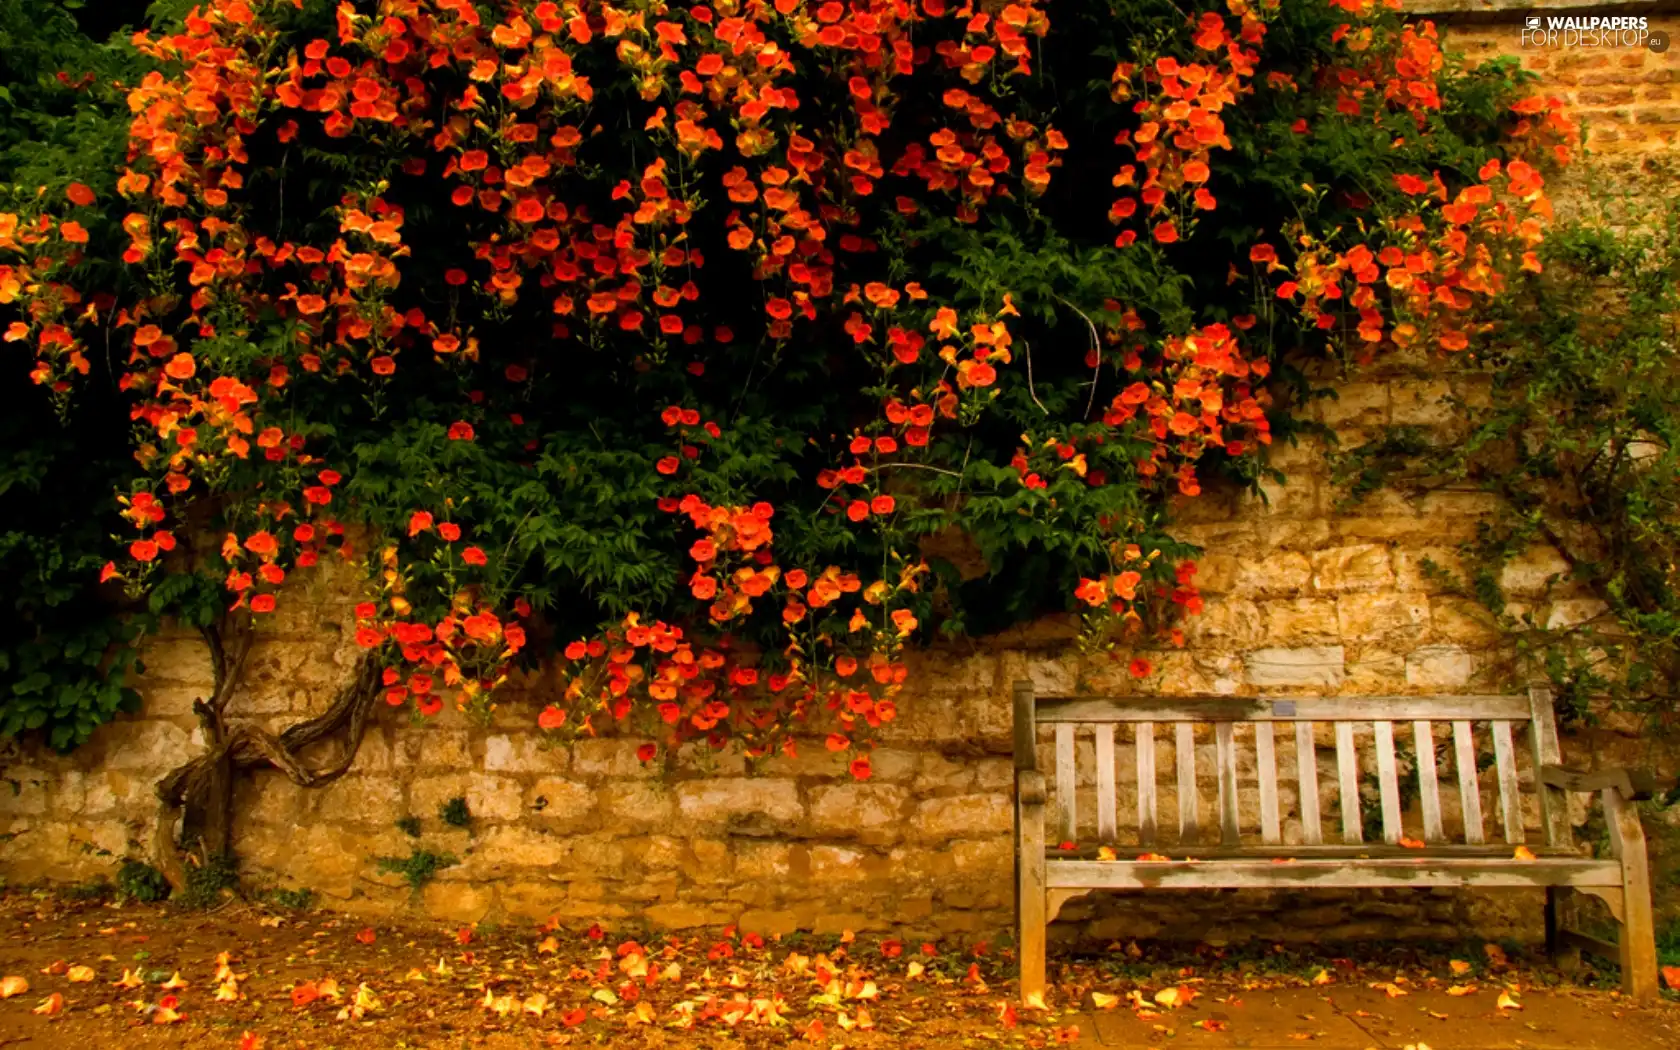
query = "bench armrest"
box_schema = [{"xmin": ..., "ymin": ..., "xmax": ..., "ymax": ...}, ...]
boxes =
[
  {"xmin": 1017, "ymin": 769, "xmax": 1047, "ymax": 807},
  {"xmin": 1539, "ymin": 763, "xmax": 1661, "ymax": 802}
]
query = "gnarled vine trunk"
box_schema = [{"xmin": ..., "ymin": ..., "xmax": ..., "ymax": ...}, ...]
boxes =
[{"xmin": 153, "ymin": 619, "xmax": 381, "ymax": 892}]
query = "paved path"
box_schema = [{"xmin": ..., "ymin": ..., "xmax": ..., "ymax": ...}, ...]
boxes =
[{"xmin": 1064, "ymin": 984, "xmax": 1679, "ymax": 1048}]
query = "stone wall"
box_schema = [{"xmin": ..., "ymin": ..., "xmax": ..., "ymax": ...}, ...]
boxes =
[
  {"xmin": 0, "ymin": 362, "xmax": 1625, "ymax": 944},
  {"xmin": 1, "ymin": 5, "xmax": 1675, "ymax": 947}
]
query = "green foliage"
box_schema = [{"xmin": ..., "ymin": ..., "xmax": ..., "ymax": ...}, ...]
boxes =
[
  {"xmin": 0, "ymin": 0, "xmax": 1555, "ymax": 754},
  {"xmin": 1334, "ymin": 181, "xmax": 1680, "ymax": 764},
  {"xmin": 375, "ymin": 849, "xmax": 457, "ymax": 893},
  {"xmin": 179, "ymin": 852, "xmax": 238, "ymax": 910},
  {"xmin": 116, "ymin": 859, "xmax": 171, "ymax": 903},
  {"xmin": 268, "ymin": 886, "xmax": 315, "ymax": 911},
  {"xmin": 0, "ymin": 1, "xmax": 160, "ymax": 752},
  {"xmin": 437, "ymin": 797, "xmax": 471, "ymax": 829},
  {"xmin": 61, "ymin": 876, "xmax": 112, "ymax": 902},
  {"xmin": 394, "ymin": 815, "xmax": 422, "ymax": 838}
]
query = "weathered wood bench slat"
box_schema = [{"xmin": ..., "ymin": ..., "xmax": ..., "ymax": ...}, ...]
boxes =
[
  {"xmin": 1048, "ymin": 843, "xmax": 1583, "ymax": 860},
  {"xmin": 1492, "ymin": 719, "xmax": 1524, "ymax": 844},
  {"xmin": 1453, "ymin": 719, "xmax": 1485, "ymax": 845},
  {"xmin": 1035, "ymin": 694, "xmax": 1531, "ymax": 723},
  {"xmin": 1015, "ymin": 684, "xmax": 1660, "ymax": 1005},
  {"xmin": 1136, "ymin": 722, "xmax": 1157, "ymax": 846},
  {"xmin": 1216, "ymin": 722, "xmax": 1240, "ymax": 847},
  {"xmin": 1176, "ymin": 723, "xmax": 1198, "ymax": 845},
  {"xmin": 1095, "ymin": 724, "xmax": 1117, "ymax": 842},
  {"xmin": 1529, "ymin": 687, "xmax": 1569, "ymax": 850},
  {"xmin": 1336, "ymin": 722, "xmax": 1361, "ymax": 844},
  {"xmin": 1374, "ymin": 720, "xmax": 1403, "ymax": 844},
  {"xmin": 1045, "ymin": 856, "xmax": 1624, "ymax": 891},
  {"xmin": 1414, "ymin": 720, "xmax": 1445, "ymax": 843},
  {"xmin": 1296, "ymin": 721, "xmax": 1322, "ymax": 845},
  {"xmin": 1255, "ymin": 722, "xmax": 1281, "ymax": 845},
  {"xmin": 1055, "ymin": 723, "xmax": 1076, "ymax": 844}
]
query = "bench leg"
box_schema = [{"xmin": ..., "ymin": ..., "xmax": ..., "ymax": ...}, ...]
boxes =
[
  {"xmin": 1604, "ymin": 788, "xmax": 1659, "ymax": 1003},
  {"xmin": 1017, "ymin": 795, "xmax": 1047, "ymax": 1005},
  {"xmin": 1545, "ymin": 887, "xmax": 1580, "ymax": 973}
]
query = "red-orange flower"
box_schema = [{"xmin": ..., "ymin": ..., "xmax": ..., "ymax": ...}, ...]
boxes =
[
  {"xmin": 538, "ymin": 706, "xmax": 566, "ymax": 730},
  {"xmin": 461, "ymin": 546, "xmax": 487, "ymax": 566},
  {"xmin": 163, "ymin": 353, "xmax": 195, "ymax": 380}
]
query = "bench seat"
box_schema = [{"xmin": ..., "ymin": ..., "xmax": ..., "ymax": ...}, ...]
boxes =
[{"xmin": 1012, "ymin": 682, "xmax": 1660, "ymax": 1004}]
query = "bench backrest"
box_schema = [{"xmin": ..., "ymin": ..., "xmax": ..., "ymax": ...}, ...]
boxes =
[{"xmin": 1013, "ymin": 684, "xmax": 1570, "ymax": 851}]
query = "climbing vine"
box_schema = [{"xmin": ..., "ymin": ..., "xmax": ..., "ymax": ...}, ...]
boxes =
[{"xmin": 1, "ymin": 0, "xmax": 1572, "ymax": 873}]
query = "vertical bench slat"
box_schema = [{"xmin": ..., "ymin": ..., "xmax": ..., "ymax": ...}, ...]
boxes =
[
  {"xmin": 1296, "ymin": 721, "xmax": 1322, "ymax": 845},
  {"xmin": 1336, "ymin": 722, "xmax": 1362, "ymax": 844},
  {"xmin": 1255, "ymin": 722, "xmax": 1281, "ymax": 845},
  {"xmin": 1414, "ymin": 721, "xmax": 1445, "ymax": 843},
  {"xmin": 1095, "ymin": 724, "xmax": 1117, "ymax": 842},
  {"xmin": 1055, "ymin": 723, "xmax": 1076, "ymax": 844},
  {"xmin": 1528, "ymin": 685, "xmax": 1569, "ymax": 849},
  {"xmin": 1176, "ymin": 723, "xmax": 1199, "ymax": 845},
  {"xmin": 1136, "ymin": 722, "xmax": 1157, "ymax": 846},
  {"xmin": 1492, "ymin": 719, "xmax": 1524, "ymax": 844},
  {"xmin": 1453, "ymin": 720, "xmax": 1485, "ymax": 845},
  {"xmin": 1216, "ymin": 722, "xmax": 1240, "ymax": 847},
  {"xmin": 1373, "ymin": 720, "xmax": 1402, "ymax": 844}
]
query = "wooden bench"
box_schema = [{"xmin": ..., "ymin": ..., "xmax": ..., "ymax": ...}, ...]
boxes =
[{"xmin": 1012, "ymin": 682, "xmax": 1660, "ymax": 1002}]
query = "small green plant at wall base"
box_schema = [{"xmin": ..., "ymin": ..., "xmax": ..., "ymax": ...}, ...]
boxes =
[
  {"xmin": 116, "ymin": 860, "xmax": 170, "ymax": 903},
  {"xmin": 438, "ymin": 798, "xmax": 471, "ymax": 830},
  {"xmin": 376, "ymin": 850, "xmax": 457, "ymax": 893},
  {"xmin": 179, "ymin": 853, "xmax": 238, "ymax": 910},
  {"xmin": 394, "ymin": 816, "xmax": 421, "ymax": 838},
  {"xmin": 268, "ymin": 887, "xmax": 315, "ymax": 911},
  {"xmin": 61, "ymin": 877, "xmax": 112, "ymax": 902}
]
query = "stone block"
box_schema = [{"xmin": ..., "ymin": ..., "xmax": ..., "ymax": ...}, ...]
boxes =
[
  {"xmin": 910, "ymin": 793, "xmax": 1011, "ymax": 840},
  {"xmin": 1260, "ymin": 599, "xmax": 1340, "ymax": 645},
  {"xmin": 484, "ymin": 733, "xmax": 568, "ymax": 773},
  {"xmin": 102, "ymin": 721, "xmax": 192, "ymax": 771},
  {"xmin": 494, "ymin": 880, "xmax": 567, "ymax": 920},
  {"xmin": 1244, "ymin": 646, "xmax": 1345, "ymax": 688},
  {"xmin": 315, "ymin": 776, "xmax": 403, "ymax": 825},
  {"xmin": 645, "ymin": 902, "xmax": 734, "ymax": 929},
  {"xmin": 675, "ymin": 741, "xmax": 748, "ymax": 776},
  {"xmin": 410, "ymin": 773, "xmax": 523, "ymax": 823},
  {"xmin": 674, "ymin": 779, "xmax": 802, "ymax": 833},
  {"xmin": 1389, "ymin": 379, "xmax": 1458, "ymax": 430},
  {"xmin": 572, "ymin": 739, "xmax": 658, "ymax": 779},
  {"xmin": 1428, "ymin": 596, "xmax": 1504, "ymax": 646},
  {"xmin": 808, "ymin": 783, "xmax": 909, "ymax": 838},
  {"xmin": 807, "ymin": 845, "xmax": 878, "ymax": 882},
  {"xmin": 737, "ymin": 909, "xmax": 802, "ymax": 937},
  {"xmin": 416, "ymin": 729, "xmax": 472, "ymax": 769},
  {"xmin": 1182, "ymin": 598, "xmax": 1262, "ymax": 648},
  {"xmin": 1405, "ymin": 645, "xmax": 1474, "ymax": 689},
  {"xmin": 422, "ymin": 881, "xmax": 494, "ymax": 923},
  {"xmin": 599, "ymin": 781, "xmax": 674, "ymax": 830},
  {"xmin": 1309, "ymin": 544, "xmax": 1394, "ymax": 593},
  {"xmin": 912, "ymin": 754, "xmax": 973, "ymax": 792},
  {"xmin": 1336, "ymin": 593, "xmax": 1430, "ymax": 643},
  {"xmin": 524, "ymin": 778, "xmax": 596, "ymax": 830},
  {"xmin": 1545, "ymin": 599, "xmax": 1609, "ymax": 629},
  {"xmin": 473, "ymin": 825, "xmax": 570, "ymax": 868},
  {"xmin": 1499, "ymin": 545, "xmax": 1572, "ymax": 596},
  {"xmin": 1249, "ymin": 474, "xmax": 1320, "ymax": 519},
  {"xmin": 734, "ymin": 841, "xmax": 792, "ymax": 880},
  {"xmin": 1392, "ymin": 547, "xmax": 1465, "ymax": 593},
  {"xmin": 1317, "ymin": 382, "xmax": 1389, "ymax": 428}
]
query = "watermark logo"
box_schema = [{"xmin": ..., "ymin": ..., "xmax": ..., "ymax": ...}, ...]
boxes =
[{"xmin": 1519, "ymin": 15, "xmax": 1668, "ymax": 53}]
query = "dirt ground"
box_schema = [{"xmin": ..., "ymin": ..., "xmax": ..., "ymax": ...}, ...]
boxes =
[{"xmin": 0, "ymin": 891, "xmax": 1674, "ymax": 1049}]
